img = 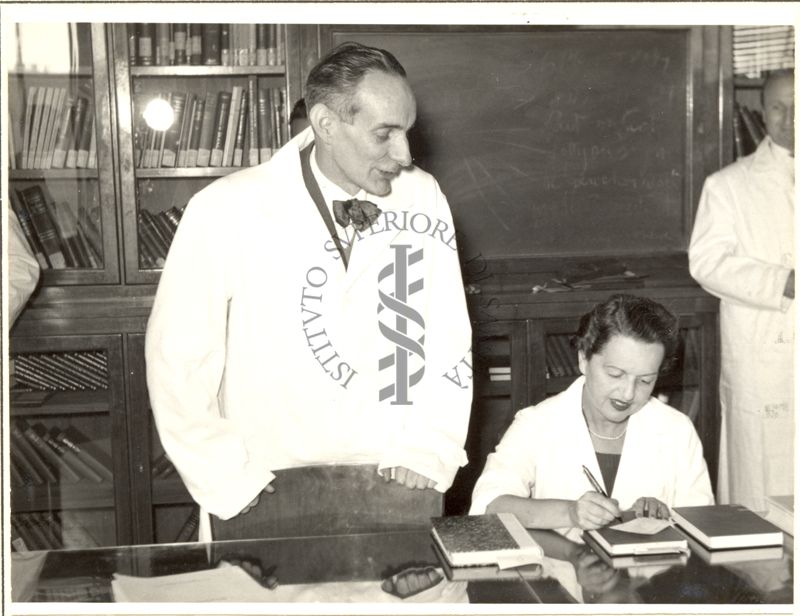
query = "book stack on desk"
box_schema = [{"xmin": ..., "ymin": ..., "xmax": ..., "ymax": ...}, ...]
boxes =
[
  {"xmin": 584, "ymin": 518, "xmax": 689, "ymax": 558},
  {"xmin": 671, "ymin": 504, "xmax": 785, "ymax": 564}
]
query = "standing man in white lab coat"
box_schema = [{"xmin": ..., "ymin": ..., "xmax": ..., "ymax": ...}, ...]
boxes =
[
  {"xmin": 145, "ymin": 42, "xmax": 472, "ymax": 540},
  {"xmin": 689, "ymin": 69, "xmax": 794, "ymax": 512}
]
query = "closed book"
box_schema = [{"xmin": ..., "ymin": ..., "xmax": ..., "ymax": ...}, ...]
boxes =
[
  {"xmin": 432, "ymin": 541, "xmax": 543, "ymax": 581},
  {"xmin": 33, "ymin": 87, "xmax": 56, "ymax": 169},
  {"xmin": 54, "ymin": 429, "xmax": 114, "ymax": 481},
  {"xmin": 431, "ymin": 513, "xmax": 544, "ymax": 568},
  {"xmin": 137, "ymin": 23, "xmax": 156, "ymax": 66},
  {"xmin": 672, "ymin": 504, "xmax": 784, "ymax": 550},
  {"xmin": 76, "ymin": 103, "xmax": 95, "ymax": 168},
  {"xmin": 255, "ymin": 24, "xmax": 268, "ymax": 66},
  {"xmin": 267, "ymin": 24, "xmax": 278, "ymax": 66},
  {"xmin": 138, "ymin": 211, "xmax": 169, "ymax": 263},
  {"xmin": 11, "ymin": 518, "xmax": 35, "ymax": 551},
  {"xmin": 19, "ymin": 186, "xmax": 68, "ymax": 269},
  {"xmin": 257, "ymin": 87, "xmax": 272, "ymax": 162},
  {"xmin": 247, "ymin": 76, "xmax": 259, "ymax": 165},
  {"xmin": 42, "ymin": 88, "xmax": 67, "ymax": 168},
  {"xmin": 21, "ymin": 86, "xmax": 37, "ymax": 169},
  {"xmin": 210, "ymin": 90, "xmax": 232, "ymax": 167},
  {"xmin": 17, "ymin": 514, "xmax": 53, "ymax": 550},
  {"xmin": 66, "ymin": 96, "xmax": 89, "ymax": 169},
  {"xmin": 222, "ymin": 85, "xmax": 243, "ymax": 166},
  {"xmin": 186, "ymin": 96, "xmax": 205, "ymax": 167},
  {"xmin": 196, "ymin": 91, "xmax": 217, "ymax": 166},
  {"xmin": 50, "ymin": 201, "xmax": 89, "ymax": 268},
  {"xmin": 10, "ymin": 427, "xmax": 47, "ymax": 485},
  {"xmin": 764, "ymin": 495, "xmax": 793, "ymax": 536},
  {"xmin": 584, "ymin": 515, "xmax": 688, "ymax": 556},
  {"xmin": 232, "ymin": 90, "xmax": 248, "ymax": 166},
  {"xmin": 173, "ymin": 23, "xmax": 188, "ymax": 65},
  {"xmin": 152, "ymin": 211, "xmax": 177, "ymax": 247},
  {"xmin": 78, "ymin": 207, "xmax": 103, "ymax": 262},
  {"xmin": 189, "ymin": 23, "xmax": 203, "ymax": 65},
  {"xmin": 201, "ymin": 24, "xmax": 221, "ymax": 65},
  {"xmin": 583, "ymin": 530, "xmax": 689, "ymax": 570},
  {"xmin": 160, "ymin": 92, "xmax": 186, "ymax": 167},
  {"xmin": 684, "ymin": 533, "xmax": 784, "ymax": 565},
  {"xmin": 247, "ymin": 24, "xmax": 257, "ymax": 66},
  {"xmin": 139, "ymin": 209, "xmax": 172, "ymax": 255}
]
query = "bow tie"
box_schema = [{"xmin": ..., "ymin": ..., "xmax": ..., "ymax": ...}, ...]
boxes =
[{"xmin": 332, "ymin": 198, "xmax": 382, "ymax": 231}]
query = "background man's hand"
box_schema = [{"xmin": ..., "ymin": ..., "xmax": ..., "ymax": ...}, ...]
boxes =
[{"xmin": 380, "ymin": 466, "xmax": 436, "ymax": 489}]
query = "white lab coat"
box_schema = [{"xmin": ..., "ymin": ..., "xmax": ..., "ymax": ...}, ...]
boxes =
[
  {"xmin": 145, "ymin": 128, "xmax": 473, "ymax": 531},
  {"xmin": 689, "ymin": 137, "xmax": 794, "ymax": 511},
  {"xmin": 8, "ymin": 210, "xmax": 40, "ymax": 325},
  {"xmin": 470, "ymin": 377, "xmax": 714, "ymax": 542}
]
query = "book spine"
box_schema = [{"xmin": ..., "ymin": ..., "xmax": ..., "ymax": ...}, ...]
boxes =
[
  {"xmin": 175, "ymin": 508, "xmax": 200, "ymax": 542},
  {"xmin": 247, "ymin": 76, "xmax": 259, "ymax": 165},
  {"xmin": 186, "ymin": 96, "xmax": 205, "ymax": 167},
  {"xmin": 26, "ymin": 86, "xmax": 46, "ymax": 169},
  {"xmin": 19, "ymin": 354, "xmax": 82, "ymax": 390},
  {"xmin": 176, "ymin": 93, "xmax": 195, "ymax": 167},
  {"xmin": 156, "ymin": 23, "xmax": 171, "ymax": 66},
  {"xmin": 139, "ymin": 209, "xmax": 172, "ymax": 255},
  {"xmin": 247, "ymin": 24, "xmax": 257, "ymax": 66},
  {"xmin": 10, "ymin": 427, "xmax": 47, "ymax": 485},
  {"xmin": 196, "ymin": 91, "xmax": 217, "ymax": 166},
  {"xmin": 55, "ymin": 429, "xmax": 114, "ymax": 481},
  {"xmin": 232, "ymin": 90, "xmax": 248, "ymax": 167},
  {"xmin": 257, "ymin": 87, "xmax": 272, "ymax": 162},
  {"xmin": 21, "ymin": 86, "xmax": 36, "ymax": 169},
  {"xmin": 33, "ymin": 87, "xmax": 55, "ymax": 169},
  {"xmin": 173, "ymin": 23, "xmax": 188, "ymax": 65},
  {"xmin": 19, "ymin": 186, "xmax": 68, "ymax": 268},
  {"xmin": 78, "ymin": 207, "xmax": 103, "ymax": 260},
  {"xmin": 210, "ymin": 90, "xmax": 231, "ymax": 167},
  {"xmin": 222, "ymin": 86, "xmax": 242, "ymax": 166},
  {"xmin": 137, "ymin": 23, "xmax": 155, "ymax": 66},
  {"xmin": 202, "ymin": 24, "xmax": 221, "ymax": 65},
  {"xmin": 256, "ymin": 24, "xmax": 268, "ymax": 66},
  {"xmin": 127, "ymin": 24, "xmax": 138, "ymax": 66},
  {"xmin": 151, "ymin": 210, "xmax": 177, "ymax": 247},
  {"xmin": 51, "ymin": 96, "xmax": 75, "ymax": 169},
  {"xmin": 66, "ymin": 96, "xmax": 89, "ymax": 169},
  {"xmin": 137, "ymin": 211, "xmax": 168, "ymax": 266},
  {"xmin": 43, "ymin": 88, "xmax": 67, "ymax": 169},
  {"xmin": 220, "ymin": 24, "xmax": 231, "ymax": 66},
  {"xmin": 76, "ymin": 102, "xmax": 95, "ymax": 168},
  {"xmin": 16, "ymin": 422, "xmax": 62, "ymax": 483},
  {"xmin": 276, "ymin": 24, "xmax": 284, "ymax": 66},
  {"xmin": 44, "ymin": 431, "xmax": 104, "ymax": 483},
  {"xmin": 189, "ymin": 23, "xmax": 203, "ymax": 65},
  {"xmin": 161, "ymin": 92, "xmax": 186, "ymax": 167}
]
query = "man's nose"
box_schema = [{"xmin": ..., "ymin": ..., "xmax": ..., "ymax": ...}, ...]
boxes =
[{"xmin": 390, "ymin": 133, "xmax": 412, "ymax": 167}]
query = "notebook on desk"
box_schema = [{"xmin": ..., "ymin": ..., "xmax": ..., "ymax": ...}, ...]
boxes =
[
  {"xmin": 584, "ymin": 521, "xmax": 688, "ymax": 557},
  {"xmin": 583, "ymin": 531, "xmax": 689, "ymax": 569},
  {"xmin": 671, "ymin": 504, "xmax": 784, "ymax": 550},
  {"xmin": 683, "ymin": 534, "xmax": 784, "ymax": 565}
]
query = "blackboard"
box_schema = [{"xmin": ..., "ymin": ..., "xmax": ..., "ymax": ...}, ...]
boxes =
[{"xmin": 331, "ymin": 28, "xmax": 692, "ymax": 260}]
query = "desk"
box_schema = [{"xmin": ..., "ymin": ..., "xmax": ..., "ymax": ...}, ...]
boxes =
[{"xmin": 10, "ymin": 529, "xmax": 793, "ymax": 604}]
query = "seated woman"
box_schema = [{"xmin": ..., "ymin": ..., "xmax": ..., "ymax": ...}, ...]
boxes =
[{"xmin": 470, "ymin": 294, "xmax": 714, "ymax": 541}]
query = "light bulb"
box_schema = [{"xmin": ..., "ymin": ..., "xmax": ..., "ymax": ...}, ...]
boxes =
[{"xmin": 143, "ymin": 97, "xmax": 174, "ymax": 131}]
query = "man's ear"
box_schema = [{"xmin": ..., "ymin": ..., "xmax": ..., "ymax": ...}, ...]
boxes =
[
  {"xmin": 309, "ymin": 103, "xmax": 336, "ymax": 145},
  {"xmin": 577, "ymin": 350, "xmax": 588, "ymax": 375}
]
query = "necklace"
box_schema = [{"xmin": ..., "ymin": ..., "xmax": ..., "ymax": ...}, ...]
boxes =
[
  {"xmin": 582, "ymin": 407, "xmax": 628, "ymax": 440},
  {"xmin": 586, "ymin": 425, "xmax": 627, "ymax": 440}
]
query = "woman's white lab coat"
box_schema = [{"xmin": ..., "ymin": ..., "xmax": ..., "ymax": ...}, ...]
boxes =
[{"xmin": 689, "ymin": 137, "xmax": 794, "ymax": 511}]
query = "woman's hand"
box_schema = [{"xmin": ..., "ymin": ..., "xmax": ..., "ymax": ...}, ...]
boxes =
[
  {"xmin": 568, "ymin": 491, "xmax": 622, "ymax": 529},
  {"xmin": 631, "ymin": 496, "xmax": 670, "ymax": 519}
]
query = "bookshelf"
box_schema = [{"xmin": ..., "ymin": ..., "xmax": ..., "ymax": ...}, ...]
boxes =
[{"xmin": 6, "ymin": 23, "xmax": 120, "ymax": 285}]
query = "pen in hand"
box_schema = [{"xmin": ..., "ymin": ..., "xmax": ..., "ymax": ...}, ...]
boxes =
[{"xmin": 581, "ymin": 465, "xmax": 622, "ymax": 522}]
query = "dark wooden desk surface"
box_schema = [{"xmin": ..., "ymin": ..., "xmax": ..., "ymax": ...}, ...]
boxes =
[{"xmin": 10, "ymin": 528, "xmax": 793, "ymax": 604}]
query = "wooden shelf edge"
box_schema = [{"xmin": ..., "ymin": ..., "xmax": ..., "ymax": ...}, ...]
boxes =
[
  {"xmin": 136, "ymin": 167, "xmax": 244, "ymax": 179},
  {"xmin": 10, "ymin": 169, "xmax": 99, "ymax": 180},
  {"xmin": 130, "ymin": 65, "xmax": 285, "ymax": 77}
]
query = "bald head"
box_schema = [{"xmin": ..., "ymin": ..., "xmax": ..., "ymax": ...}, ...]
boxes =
[{"xmin": 763, "ymin": 69, "xmax": 794, "ymax": 152}]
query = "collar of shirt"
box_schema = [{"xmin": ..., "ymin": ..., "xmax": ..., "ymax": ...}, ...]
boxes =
[
  {"xmin": 767, "ymin": 136, "xmax": 795, "ymax": 179},
  {"xmin": 309, "ymin": 144, "xmax": 368, "ymax": 236}
]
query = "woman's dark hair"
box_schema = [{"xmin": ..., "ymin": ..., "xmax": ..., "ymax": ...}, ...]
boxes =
[
  {"xmin": 305, "ymin": 41, "xmax": 406, "ymax": 121},
  {"xmin": 573, "ymin": 294, "xmax": 680, "ymax": 373}
]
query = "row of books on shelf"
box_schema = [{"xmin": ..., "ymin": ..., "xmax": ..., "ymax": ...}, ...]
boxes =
[
  {"xmin": 128, "ymin": 23, "xmax": 284, "ymax": 67},
  {"xmin": 10, "ymin": 185, "xmax": 103, "ymax": 271},
  {"xmin": 11, "ymin": 85, "xmax": 97, "ymax": 171},
  {"xmin": 11, "ymin": 511, "xmax": 100, "ymax": 552},
  {"xmin": 12, "ymin": 349, "xmax": 108, "ymax": 392},
  {"xmin": 135, "ymin": 82, "xmax": 288, "ymax": 169},
  {"xmin": 10, "ymin": 421, "xmax": 113, "ymax": 487},
  {"xmin": 545, "ymin": 334, "xmax": 579, "ymax": 378},
  {"xmin": 733, "ymin": 102, "xmax": 767, "ymax": 159},
  {"xmin": 138, "ymin": 206, "xmax": 186, "ymax": 269}
]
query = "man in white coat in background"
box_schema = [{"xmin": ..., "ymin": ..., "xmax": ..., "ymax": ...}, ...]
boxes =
[
  {"xmin": 689, "ymin": 69, "xmax": 794, "ymax": 512},
  {"xmin": 145, "ymin": 42, "xmax": 472, "ymax": 541}
]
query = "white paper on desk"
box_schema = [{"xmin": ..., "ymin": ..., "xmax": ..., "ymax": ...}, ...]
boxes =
[
  {"xmin": 609, "ymin": 517, "xmax": 672, "ymax": 535},
  {"xmin": 112, "ymin": 564, "xmax": 277, "ymax": 602},
  {"xmin": 112, "ymin": 563, "xmax": 469, "ymax": 603},
  {"xmin": 496, "ymin": 552, "xmax": 544, "ymax": 570}
]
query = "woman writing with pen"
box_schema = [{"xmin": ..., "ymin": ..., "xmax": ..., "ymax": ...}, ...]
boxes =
[{"xmin": 470, "ymin": 294, "xmax": 714, "ymax": 542}]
